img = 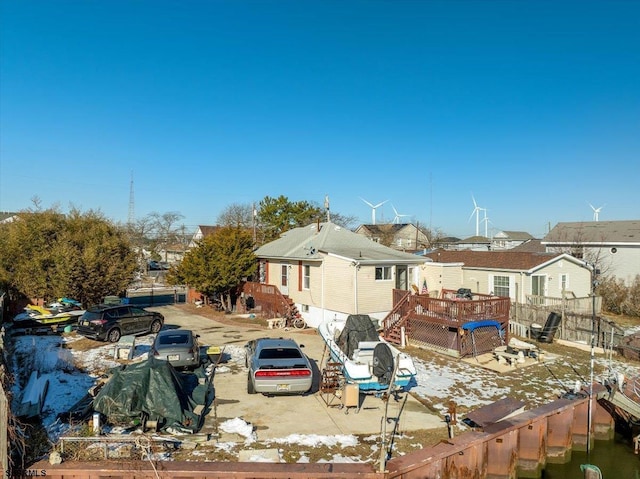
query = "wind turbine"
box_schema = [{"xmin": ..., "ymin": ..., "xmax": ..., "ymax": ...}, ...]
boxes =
[
  {"xmin": 468, "ymin": 195, "xmax": 482, "ymax": 236},
  {"xmin": 360, "ymin": 197, "xmax": 388, "ymax": 225},
  {"xmin": 391, "ymin": 204, "xmax": 410, "ymax": 224},
  {"xmin": 480, "ymin": 208, "xmax": 490, "ymax": 237},
  {"xmin": 589, "ymin": 203, "xmax": 605, "ymax": 222}
]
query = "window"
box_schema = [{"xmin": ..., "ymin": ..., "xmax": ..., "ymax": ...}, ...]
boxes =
[
  {"xmin": 375, "ymin": 266, "xmax": 392, "ymax": 281},
  {"xmin": 281, "ymin": 265, "xmax": 288, "ymax": 287},
  {"xmin": 300, "ymin": 304, "xmax": 309, "ymax": 313},
  {"xmin": 532, "ymin": 275, "xmax": 546, "ymax": 296},
  {"xmin": 303, "ymin": 265, "xmax": 310, "ymax": 289},
  {"xmin": 493, "ymin": 275, "xmax": 510, "ymax": 297},
  {"xmin": 561, "ymin": 274, "xmax": 569, "ymax": 292}
]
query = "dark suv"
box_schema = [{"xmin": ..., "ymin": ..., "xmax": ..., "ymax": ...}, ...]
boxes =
[{"xmin": 77, "ymin": 304, "xmax": 164, "ymax": 342}]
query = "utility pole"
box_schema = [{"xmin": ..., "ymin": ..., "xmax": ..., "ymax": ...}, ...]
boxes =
[
  {"xmin": 587, "ymin": 262, "xmax": 599, "ymax": 458},
  {"xmin": 324, "ymin": 195, "xmax": 330, "ymax": 222},
  {"xmin": 252, "ymin": 202, "xmax": 257, "ymax": 243}
]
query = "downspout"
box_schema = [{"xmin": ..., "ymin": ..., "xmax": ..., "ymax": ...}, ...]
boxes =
[
  {"xmin": 321, "ymin": 259, "xmax": 325, "ymax": 324},
  {"xmin": 353, "ymin": 261, "xmax": 359, "ymax": 314}
]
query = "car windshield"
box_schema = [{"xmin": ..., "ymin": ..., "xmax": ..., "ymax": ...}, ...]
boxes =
[
  {"xmin": 158, "ymin": 334, "xmax": 189, "ymax": 345},
  {"xmin": 258, "ymin": 348, "xmax": 302, "ymax": 360}
]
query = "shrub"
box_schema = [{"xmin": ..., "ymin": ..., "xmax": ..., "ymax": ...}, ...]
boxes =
[{"xmin": 597, "ymin": 275, "xmax": 640, "ymax": 317}]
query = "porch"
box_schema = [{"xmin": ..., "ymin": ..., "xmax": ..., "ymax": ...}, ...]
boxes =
[{"xmin": 381, "ymin": 289, "xmax": 511, "ymax": 358}]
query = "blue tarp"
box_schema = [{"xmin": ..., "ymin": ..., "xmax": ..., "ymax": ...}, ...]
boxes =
[{"xmin": 462, "ymin": 320, "xmax": 501, "ymax": 332}]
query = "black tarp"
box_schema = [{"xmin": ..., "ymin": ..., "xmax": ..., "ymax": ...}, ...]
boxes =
[
  {"xmin": 93, "ymin": 356, "xmax": 213, "ymax": 433},
  {"xmin": 372, "ymin": 343, "xmax": 394, "ymax": 385},
  {"xmin": 337, "ymin": 314, "xmax": 380, "ymax": 359}
]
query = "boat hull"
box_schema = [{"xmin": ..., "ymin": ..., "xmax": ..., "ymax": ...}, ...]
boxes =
[{"xmin": 319, "ymin": 318, "xmax": 417, "ymax": 393}]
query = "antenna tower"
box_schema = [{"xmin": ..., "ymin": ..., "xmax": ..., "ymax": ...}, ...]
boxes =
[{"xmin": 128, "ymin": 171, "xmax": 135, "ymax": 225}]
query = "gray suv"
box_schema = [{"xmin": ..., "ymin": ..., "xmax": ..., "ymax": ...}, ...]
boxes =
[{"xmin": 77, "ymin": 304, "xmax": 164, "ymax": 342}]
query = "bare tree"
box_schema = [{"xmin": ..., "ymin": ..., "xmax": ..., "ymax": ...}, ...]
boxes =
[
  {"xmin": 217, "ymin": 203, "xmax": 254, "ymax": 228},
  {"xmin": 148, "ymin": 211, "xmax": 185, "ymax": 262}
]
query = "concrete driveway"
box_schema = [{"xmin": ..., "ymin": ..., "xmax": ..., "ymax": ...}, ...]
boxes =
[{"xmin": 153, "ymin": 305, "xmax": 443, "ymax": 443}]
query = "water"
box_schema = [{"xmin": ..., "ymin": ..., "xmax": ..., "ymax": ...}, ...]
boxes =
[{"xmin": 542, "ymin": 434, "xmax": 639, "ymax": 478}]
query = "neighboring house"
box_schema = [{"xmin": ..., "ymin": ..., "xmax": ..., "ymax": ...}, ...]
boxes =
[
  {"xmin": 454, "ymin": 235, "xmax": 491, "ymax": 251},
  {"xmin": 491, "ymin": 231, "xmax": 535, "ymax": 250},
  {"xmin": 0, "ymin": 211, "xmax": 19, "ymax": 224},
  {"xmin": 541, "ymin": 220, "xmax": 640, "ymax": 285},
  {"xmin": 254, "ymin": 221, "xmax": 427, "ymax": 328},
  {"xmin": 511, "ymin": 239, "xmax": 546, "ymax": 253},
  {"xmin": 422, "ymin": 249, "xmax": 592, "ymax": 304},
  {"xmin": 189, "ymin": 225, "xmax": 220, "ymax": 248},
  {"xmin": 354, "ymin": 223, "xmax": 430, "ymax": 251},
  {"xmin": 431, "ymin": 236, "xmax": 461, "ymax": 250},
  {"xmin": 156, "ymin": 241, "xmax": 189, "ymax": 264}
]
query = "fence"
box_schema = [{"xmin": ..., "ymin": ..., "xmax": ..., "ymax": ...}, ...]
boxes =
[
  {"xmin": 511, "ymin": 295, "xmax": 626, "ymax": 349},
  {"xmin": 125, "ymin": 286, "xmax": 187, "ymax": 308}
]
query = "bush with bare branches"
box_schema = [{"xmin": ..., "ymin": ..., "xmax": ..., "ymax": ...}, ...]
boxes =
[{"xmin": 597, "ymin": 275, "xmax": 640, "ymax": 317}]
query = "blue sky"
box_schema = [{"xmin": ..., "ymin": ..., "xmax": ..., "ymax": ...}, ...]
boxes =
[{"xmin": 1, "ymin": 1, "xmax": 638, "ymax": 239}]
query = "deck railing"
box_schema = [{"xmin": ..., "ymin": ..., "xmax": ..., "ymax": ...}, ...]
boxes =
[
  {"xmin": 240, "ymin": 281, "xmax": 294, "ymax": 319},
  {"xmin": 382, "ymin": 289, "xmax": 511, "ymax": 356}
]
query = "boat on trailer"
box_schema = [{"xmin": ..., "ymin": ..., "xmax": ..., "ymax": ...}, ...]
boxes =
[{"xmin": 318, "ymin": 314, "xmax": 417, "ymax": 393}]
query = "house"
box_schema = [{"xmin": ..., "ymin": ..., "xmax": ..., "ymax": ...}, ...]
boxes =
[
  {"xmin": 541, "ymin": 220, "xmax": 640, "ymax": 285},
  {"xmin": 253, "ymin": 221, "xmax": 427, "ymax": 328},
  {"xmin": 491, "ymin": 231, "xmax": 535, "ymax": 250},
  {"xmin": 431, "ymin": 236, "xmax": 461, "ymax": 250},
  {"xmin": 189, "ymin": 225, "xmax": 220, "ymax": 248},
  {"xmin": 511, "ymin": 239, "xmax": 546, "ymax": 253},
  {"xmin": 454, "ymin": 235, "xmax": 491, "ymax": 251},
  {"xmin": 354, "ymin": 223, "xmax": 430, "ymax": 251},
  {"xmin": 0, "ymin": 211, "xmax": 19, "ymax": 224},
  {"xmin": 422, "ymin": 249, "xmax": 592, "ymax": 304}
]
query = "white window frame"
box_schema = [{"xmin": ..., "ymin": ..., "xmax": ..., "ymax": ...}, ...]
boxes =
[
  {"xmin": 303, "ymin": 264, "xmax": 310, "ymax": 290},
  {"xmin": 375, "ymin": 266, "xmax": 392, "ymax": 281},
  {"xmin": 560, "ymin": 274, "xmax": 569, "ymax": 293},
  {"xmin": 490, "ymin": 274, "xmax": 514, "ymax": 299}
]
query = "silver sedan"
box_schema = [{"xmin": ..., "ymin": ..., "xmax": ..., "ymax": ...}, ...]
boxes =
[
  {"xmin": 150, "ymin": 329, "xmax": 201, "ymax": 369},
  {"xmin": 245, "ymin": 337, "xmax": 313, "ymax": 395}
]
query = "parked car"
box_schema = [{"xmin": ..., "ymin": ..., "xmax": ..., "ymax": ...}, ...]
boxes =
[
  {"xmin": 245, "ymin": 338, "xmax": 313, "ymax": 395},
  {"xmin": 77, "ymin": 304, "xmax": 164, "ymax": 342},
  {"xmin": 151, "ymin": 329, "xmax": 201, "ymax": 369}
]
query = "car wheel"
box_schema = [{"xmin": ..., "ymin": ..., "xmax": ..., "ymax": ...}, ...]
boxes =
[
  {"xmin": 247, "ymin": 371, "xmax": 256, "ymax": 394},
  {"xmin": 150, "ymin": 319, "xmax": 162, "ymax": 334},
  {"xmin": 107, "ymin": 328, "xmax": 121, "ymax": 343}
]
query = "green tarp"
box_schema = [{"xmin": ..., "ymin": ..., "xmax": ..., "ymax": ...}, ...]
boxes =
[{"xmin": 93, "ymin": 356, "xmax": 213, "ymax": 433}]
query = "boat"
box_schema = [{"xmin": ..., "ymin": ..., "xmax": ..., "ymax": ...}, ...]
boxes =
[
  {"xmin": 12, "ymin": 298, "xmax": 84, "ymax": 328},
  {"xmin": 318, "ymin": 314, "xmax": 417, "ymax": 393}
]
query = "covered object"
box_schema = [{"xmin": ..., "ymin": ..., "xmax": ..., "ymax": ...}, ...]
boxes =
[
  {"xmin": 337, "ymin": 314, "xmax": 380, "ymax": 359},
  {"xmin": 93, "ymin": 356, "xmax": 213, "ymax": 433}
]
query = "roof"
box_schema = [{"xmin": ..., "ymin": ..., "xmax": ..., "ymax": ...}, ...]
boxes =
[
  {"xmin": 511, "ymin": 239, "xmax": 546, "ymax": 253},
  {"xmin": 255, "ymin": 222, "xmax": 426, "ymax": 264},
  {"xmin": 424, "ymin": 249, "xmax": 578, "ymax": 271},
  {"xmin": 494, "ymin": 231, "xmax": 535, "ymax": 241},
  {"xmin": 457, "ymin": 235, "xmax": 491, "ymax": 244},
  {"xmin": 196, "ymin": 225, "xmax": 220, "ymax": 237},
  {"xmin": 433, "ymin": 236, "xmax": 461, "ymax": 244},
  {"xmin": 542, "ymin": 220, "xmax": 640, "ymax": 245},
  {"xmin": 357, "ymin": 223, "xmax": 414, "ymax": 235}
]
